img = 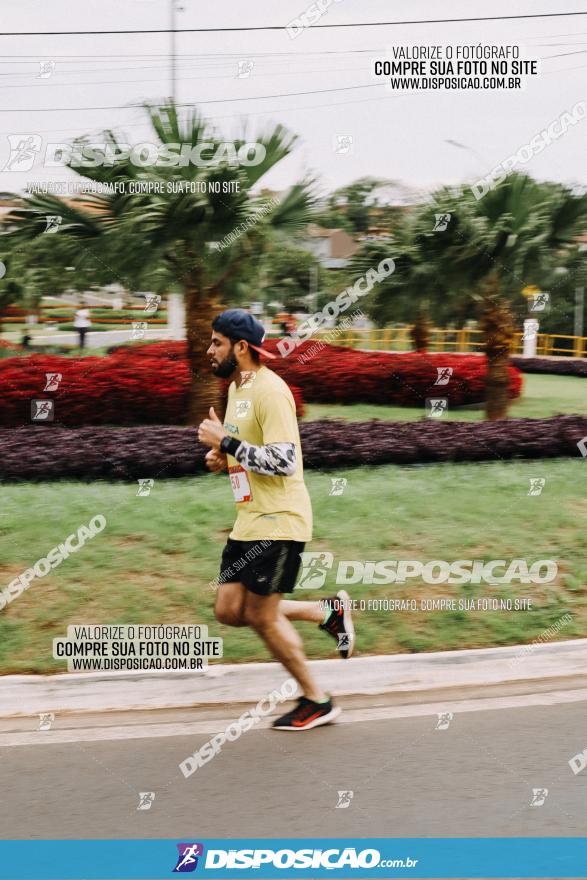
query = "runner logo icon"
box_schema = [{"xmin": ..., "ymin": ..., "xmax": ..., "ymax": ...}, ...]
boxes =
[
  {"xmin": 173, "ymin": 843, "xmax": 204, "ymax": 872},
  {"xmin": 296, "ymin": 552, "xmax": 334, "ymax": 589}
]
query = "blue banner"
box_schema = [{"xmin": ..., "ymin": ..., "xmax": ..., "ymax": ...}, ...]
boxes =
[{"xmin": 1, "ymin": 838, "xmax": 586, "ymax": 879}]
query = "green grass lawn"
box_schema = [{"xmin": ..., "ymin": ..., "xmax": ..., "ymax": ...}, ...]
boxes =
[
  {"xmin": 1, "ymin": 458, "xmax": 585, "ymax": 673},
  {"xmin": 304, "ymin": 374, "xmax": 587, "ymax": 422}
]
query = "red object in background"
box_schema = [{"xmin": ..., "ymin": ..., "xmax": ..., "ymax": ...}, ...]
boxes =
[
  {"xmin": 262, "ymin": 339, "xmax": 523, "ymax": 407},
  {"xmin": 0, "ymin": 345, "xmax": 305, "ymax": 427},
  {"xmin": 0, "ymin": 340, "xmax": 522, "ymax": 427}
]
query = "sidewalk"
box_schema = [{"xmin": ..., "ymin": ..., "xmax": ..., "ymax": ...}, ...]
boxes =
[{"xmin": 1, "ymin": 639, "xmax": 586, "ymax": 718}]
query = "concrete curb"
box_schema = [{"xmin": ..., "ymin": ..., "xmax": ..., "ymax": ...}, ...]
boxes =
[{"xmin": 1, "ymin": 639, "xmax": 586, "ymax": 718}]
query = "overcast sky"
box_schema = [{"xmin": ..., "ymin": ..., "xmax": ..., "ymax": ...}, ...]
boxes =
[{"xmin": 0, "ymin": 0, "xmax": 585, "ymax": 198}]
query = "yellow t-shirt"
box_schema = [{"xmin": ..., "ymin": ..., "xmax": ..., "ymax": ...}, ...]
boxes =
[{"xmin": 223, "ymin": 366, "xmax": 313, "ymax": 542}]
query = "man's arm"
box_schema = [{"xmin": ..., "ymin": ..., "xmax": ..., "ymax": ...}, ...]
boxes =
[{"xmin": 220, "ymin": 437, "xmax": 296, "ymax": 477}]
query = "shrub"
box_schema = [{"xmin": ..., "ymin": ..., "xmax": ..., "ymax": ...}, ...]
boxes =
[
  {"xmin": 0, "ymin": 349, "xmax": 304, "ymax": 427},
  {"xmin": 511, "ymin": 356, "xmax": 587, "ymax": 377},
  {"xmin": 0, "ymin": 339, "xmax": 522, "ymax": 428},
  {"xmin": 0, "ymin": 415, "xmax": 584, "ymax": 481},
  {"xmin": 107, "ymin": 339, "xmax": 523, "ymax": 407}
]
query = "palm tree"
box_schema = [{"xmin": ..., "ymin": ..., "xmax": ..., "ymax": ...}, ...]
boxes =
[
  {"xmin": 415, "ymin": 174, "xmax": 587, "ymax": 418},
  {"xmin": 5, "ymin": 101, "xmax": 315, "ymax": 422}
]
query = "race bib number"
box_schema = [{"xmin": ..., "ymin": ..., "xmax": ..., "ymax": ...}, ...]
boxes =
[{"xmin": 229, "ymin": 465, "xmax": 252, "ymax": 503}]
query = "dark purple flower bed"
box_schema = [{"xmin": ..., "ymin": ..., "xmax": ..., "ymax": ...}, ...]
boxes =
[
  {"xmin": 1, "ymin": 415, "xmax": 585, "ymax": 481},
  {"xmin": 511, "ymin": 356, "xmax": 587, "ymax": 377}
]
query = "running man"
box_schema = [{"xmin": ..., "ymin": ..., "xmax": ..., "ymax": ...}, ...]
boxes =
[{"xmin": 198, "ymin": 309, "xmax": 354, "ymax": 731}]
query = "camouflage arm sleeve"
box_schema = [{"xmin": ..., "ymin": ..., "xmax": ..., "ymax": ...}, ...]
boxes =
[{"xmin": 234, "ymin": 441, "xmax": 297, "ymax": 477}]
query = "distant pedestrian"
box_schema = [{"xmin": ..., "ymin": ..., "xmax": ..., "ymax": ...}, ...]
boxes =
[{"xmin": 74, "ymin": 305, "xmax": 91, "ymax": 349}]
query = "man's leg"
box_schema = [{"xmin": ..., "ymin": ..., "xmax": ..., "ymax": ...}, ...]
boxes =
[
  {"xmin": 244, "ymin": 592, "xmax": 326, "ymax": 703},
  {"xmin": 214, "ymin": 582, "xmax": 248, "ymax": 627},
  {"xmin": 279, "ymin": 598, "xmax": 323, "ymax": 624}
]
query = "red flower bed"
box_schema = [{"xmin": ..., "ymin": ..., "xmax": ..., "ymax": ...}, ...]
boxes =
[
  {"xmin": 107, "ymin": 340, "xmax": 522, "ymax": 406},
  {"xmin": 0, "ymin": 340, "xmax": 521, "ymax": 427},
  {"xmin": 0, "ymin": 347, "xmax": 304, "ymax": 427},
  {"xmin": 261, "ymin": 340, "xmax": 523, "ymax": 407}
]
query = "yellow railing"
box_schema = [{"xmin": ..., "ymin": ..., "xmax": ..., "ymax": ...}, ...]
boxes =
[{"xmin": 314, "ymin": 327, "xmax": 586, "ymax": 358}]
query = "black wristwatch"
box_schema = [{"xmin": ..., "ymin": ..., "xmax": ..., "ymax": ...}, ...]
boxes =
[{"xmin": 220, "ymin": 435, "xmax": 241, "ymax": 456}]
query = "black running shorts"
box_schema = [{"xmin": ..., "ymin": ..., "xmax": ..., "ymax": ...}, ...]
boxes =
[{"xmin": 219, "ymin": 538, "xmax": 306, "ymax": 596}]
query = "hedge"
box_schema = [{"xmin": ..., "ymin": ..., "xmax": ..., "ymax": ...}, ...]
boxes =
[
  {"xmin": 0, "ymin": 341, "xmax": 522, "ymax": 427},
  {"xmin": 0, "ymin": 415, "xmax": 584, "ymax": 481},
  {"xmin": 0, "ymin": 349, "xmax": 304, "ymax": 427},
  {"xmin": 511, "ymin": 356, "xmax": 587, "ymax": 377}
]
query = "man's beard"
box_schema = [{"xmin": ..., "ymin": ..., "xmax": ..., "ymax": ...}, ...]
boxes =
[{"xmin": 212, "ymin": 350, "xmax": 238, "ymax": 378}]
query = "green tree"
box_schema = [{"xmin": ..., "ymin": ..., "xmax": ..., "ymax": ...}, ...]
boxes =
[
  {"xmin": 351, "ymin": 174, "xmax": 587, "ymax": 418},
  {"xmin": 316, "ymin": 177, "xmax": 399, "ymax": 234},
  {"xmin": 5, "ymin": 101, "xmax": 314, "ymax": 421},
  {"xmin": 417, "ymin": 174, "xmax": 587, "ymax": 418},
  {"xmin": 260, "ymin": 244, "xmax": 320, "ymax": 309}
]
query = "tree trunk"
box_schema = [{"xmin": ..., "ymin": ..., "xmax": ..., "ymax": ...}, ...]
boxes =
[
  {"xmin": 479, "ymin": 293, "xmax": 515, "ymax": 421},
  {"xmin": 184, "ymin": 280, "xmax": 223, "ymax": 425},
  {"xmin": 411, "ymin": 311, "xmax": 431, "ymax": 352}
]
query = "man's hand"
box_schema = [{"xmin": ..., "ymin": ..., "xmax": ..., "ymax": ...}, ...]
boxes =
[
  {"xmin": 205, "ymin": 448, "xmax": 227, "ymax": 473},
  {"xmin": 198, "ymin": 407, "xmax": 226, "ymax": 450}
]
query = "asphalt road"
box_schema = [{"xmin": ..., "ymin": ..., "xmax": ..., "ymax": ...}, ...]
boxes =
[{"xmin": 1, "ymin": 697, "xmax": 585, "ymax": 839}]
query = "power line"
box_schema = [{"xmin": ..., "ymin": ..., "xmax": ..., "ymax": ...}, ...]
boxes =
[
  {"xmin": 4, "ymin": 56, "xmax": 584, "ymax": 138},
  {"xmin": 0, "ymin": 10, "xmax": 586, "ymax": 36},
  {"xmin": 0, "ymin": 50, "xmax": 382, "ymax": 60},
  {"xmin": 0, "ymin": 46, "xmax": 575, "ymax": 86},
  {"xmin": 0, "ymin": 65, "xmax": 370, "ymax": 89},
  {"xmin": 0, "ymin": 82, "xmax": 386, "ymax": 111}
]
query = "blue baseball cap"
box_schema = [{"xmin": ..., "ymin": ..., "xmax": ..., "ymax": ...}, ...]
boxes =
[{"xmin": 211, "ymin": 308, "xmax": 276, "ymax": 359}]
